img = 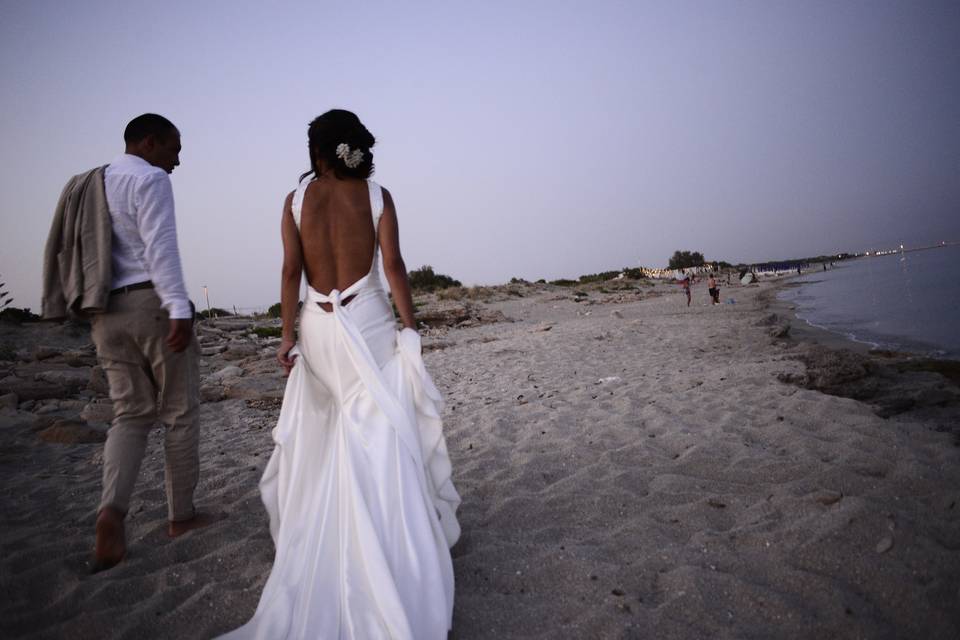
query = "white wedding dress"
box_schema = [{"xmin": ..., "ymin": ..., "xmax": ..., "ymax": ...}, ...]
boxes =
[{"xmin": 221, "ymin": 178, "xmax": 460, "ymax": 639}]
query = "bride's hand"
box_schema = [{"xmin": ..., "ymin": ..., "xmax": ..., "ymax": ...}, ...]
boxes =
[
  {"xmin": 397, "ymin": 326, "xmax": 422, "ymax": 356},
  {"xmin": 277, "ymin": 339, "xmax": 298, "ymax": 375}
]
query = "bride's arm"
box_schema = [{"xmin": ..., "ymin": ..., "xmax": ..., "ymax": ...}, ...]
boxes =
[
  {"xmin": 378, "ymin": 188, "xmax": 417, "ymax": 331},
  {"xmin": 278, "ymin": 192, "xmax": 301, "ymax": 371}
]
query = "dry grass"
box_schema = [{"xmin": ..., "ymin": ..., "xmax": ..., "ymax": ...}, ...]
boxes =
[{"xmin": 436, "ymin": 286, "xmax": 500, "ymax": 302}]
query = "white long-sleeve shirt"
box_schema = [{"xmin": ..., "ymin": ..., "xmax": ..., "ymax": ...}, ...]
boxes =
[{"xmin": 104, "ymin": 154, "xmax": 192, "ymax": 319}]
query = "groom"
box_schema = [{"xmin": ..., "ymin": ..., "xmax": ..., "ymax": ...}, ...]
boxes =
[{"xmin": 43, "ymin": 113, "xmax": 209, "ymax": 572}]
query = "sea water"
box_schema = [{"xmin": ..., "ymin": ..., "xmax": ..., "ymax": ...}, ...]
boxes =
[{"xmin": 777, "ymin": 245, "xmax": 960, "ymax": 359}]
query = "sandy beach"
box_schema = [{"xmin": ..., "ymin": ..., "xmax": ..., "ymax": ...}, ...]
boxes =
[{"xmin": 2, "ymin": 276, "xmax": 959, "ymax": 639}]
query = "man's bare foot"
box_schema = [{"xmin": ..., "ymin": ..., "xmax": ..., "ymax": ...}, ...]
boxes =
[
  {"xmin": 168, "ymin": 511, "xmax": 222, "ymax": 538},
  {"xmin": 92, "ymin": 507, "xmax": 126, "ymax": 573}
]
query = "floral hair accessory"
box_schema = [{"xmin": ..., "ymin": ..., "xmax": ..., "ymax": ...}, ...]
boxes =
[{"xmin": 335, "ymin": 143, "xmax": 364, "ymax": 169}]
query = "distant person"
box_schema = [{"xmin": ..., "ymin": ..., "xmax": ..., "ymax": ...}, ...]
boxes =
[
  {"xmin": 708, "ymin": 273, "xmax": 719, "ymax": 304},
  {"xmin": 42, "ymin": 113, "xmax": 208, "ymax": 573},
  {"xmin": 221, "ymin": 109, "xmax": 459, "ymax": 638},
  {"xmin": 680, "ymin": 274, "xmax": 691, "ymax": 306}
]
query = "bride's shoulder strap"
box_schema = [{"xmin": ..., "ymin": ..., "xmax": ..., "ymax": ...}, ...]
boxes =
[
  {"xmin": 291, "ymin": 175, "xmax": 313, "ymax": 230},
  {"xmin": 367, "ymin": 179, "xmax": 384, "ymax": 233}
]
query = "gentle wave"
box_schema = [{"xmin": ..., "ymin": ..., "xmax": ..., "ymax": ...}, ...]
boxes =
[{"xmin": 778, "ymin": 245, "xmax": 960, "ymax": 359}]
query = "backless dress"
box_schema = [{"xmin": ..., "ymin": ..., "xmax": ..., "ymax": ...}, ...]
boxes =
[{"xmin": 221, "ymin": 177, "xmax": 460, "ymax": 639}]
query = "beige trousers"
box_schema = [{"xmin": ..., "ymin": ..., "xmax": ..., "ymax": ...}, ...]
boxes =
[{"xmin": 91, "ymin": 288, "xmax": 200, "ymax": 522}]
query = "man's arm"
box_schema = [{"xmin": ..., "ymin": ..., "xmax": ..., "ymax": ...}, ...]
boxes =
[{"xmin": 135, "ymin": 172, "xmax": 193, "ymax": 351}]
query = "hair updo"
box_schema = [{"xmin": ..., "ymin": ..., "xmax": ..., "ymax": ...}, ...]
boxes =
[{"xmin": 302, "ymin": 109, "xmax": 375, "ymax": 181}]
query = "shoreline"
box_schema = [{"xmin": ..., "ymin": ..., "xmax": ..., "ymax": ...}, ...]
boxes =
[
  {"xmin": 770, "ymin": 259, "xmax": 959, "ymax": 362},
  {"xmin": 758, "ymin": 275, "xmax": 960, "ymax": 422},
  {"xmin": 765, "ymin": 276, "xmax": 880, "ymax": 357},
  {"xmin": 769, "ymin": 270, "xmax": 959, "ymax": 362}
]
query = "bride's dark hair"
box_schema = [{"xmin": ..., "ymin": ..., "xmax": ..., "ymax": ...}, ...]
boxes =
[{"xmin": 301, "ymin": 109, "xmax": 376, "ymax": 181}]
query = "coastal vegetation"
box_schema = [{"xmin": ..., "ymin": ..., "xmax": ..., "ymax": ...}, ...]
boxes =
[
  {"xmin": 0, "ymin": 277, "xmax": 39, "ymax": 324},
  {"xmin": 408, "ymin": 266, "xmax": 461, "ymax": 292},
  {"xmin": 668, "ymin": 250, "xmax": 706, "ymax": 270},
  {"xmin": 252, "ymin": 326, "xmax": 283, "ymax": 338},
  {"xmin": 0, "ymin": 308, "xmax": 40, "ymax": 324},
  {"xmin": 436, "ymin": 286, "xmax": 497, "ymax": 301},
  {"xmin": 197, "ymin": 307, "xmax": 234, "ymax": 320},
  {"xmin": 545, "ymin": 267, "xmax": 650, "ymax": 288}
]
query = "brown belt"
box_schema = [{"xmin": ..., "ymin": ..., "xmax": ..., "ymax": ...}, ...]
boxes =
[{"xmin": 110, "ymin": 281, "xmax": 154, "ymax": 295}]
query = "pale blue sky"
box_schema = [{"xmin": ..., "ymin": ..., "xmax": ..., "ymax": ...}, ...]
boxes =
[{"xmin": 2, "ymin": 0, "xmax": 958, "ymax": 312}]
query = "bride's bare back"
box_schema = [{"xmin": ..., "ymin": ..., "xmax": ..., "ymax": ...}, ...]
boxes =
[
  {"xmin": 277, "ymin": 170, "xmax": 417, "ymax": 363},
  {"xmin": 298, "ymin": 176, "xmax": 375, "ymax": 294}
]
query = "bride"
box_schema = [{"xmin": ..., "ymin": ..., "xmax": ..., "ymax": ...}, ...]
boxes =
[{"xmin": 221, "ymin": 110, "xmax": 460, "ymax": 639}]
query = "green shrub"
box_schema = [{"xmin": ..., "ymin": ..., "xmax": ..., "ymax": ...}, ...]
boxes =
[
  {"xmin": 0, "ymin": 307, "xmax": 40, "ymax": 324},
  {"xmin": 267, "ymin": 302, "xmax": 282, "ymax": 318},
  {"xmin": 668, "ymin": 250, "xmax": 705, "ymax": 270},
  {"xmin": 577, "ymin": 270, "xmax": 621, "ymax": 284},
  {"xmin": 198, "ymin": 307, "xmax": 233, "ymax": 320},
  {"xmin": 408, "ymin": 266, "xmax": 461, "ymax": 292},
  {"xmin": 550, "ymin": 278, "xmax": 577, "ymax": 287},
  {"xmin": 252, "ymin": 326, "xmax": 283, "ymax": 338}
]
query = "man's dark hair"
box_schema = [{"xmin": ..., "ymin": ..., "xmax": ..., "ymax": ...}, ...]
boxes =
[{"xmin": 124, "ymin": 113, "xmax": 177, "ymax": 144}]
